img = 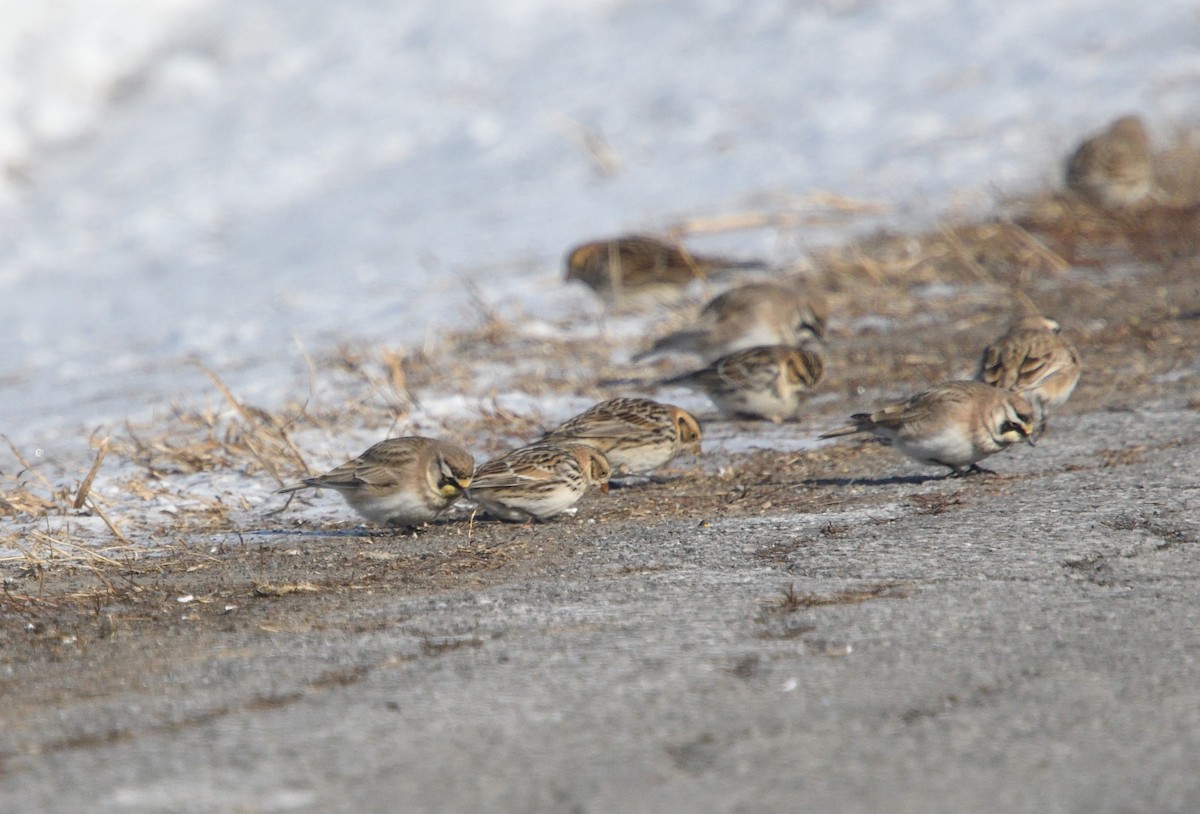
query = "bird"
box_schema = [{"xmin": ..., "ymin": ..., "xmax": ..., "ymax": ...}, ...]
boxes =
[
  {"xmin": 659, "ymin": 343, "xmax": 824, "ymax": 422},
  {"xmin": 540, "ymin": 397, "xmax": 702, "ymax": 475},
  {"xmin": 466, "ymin": 442, "xmax": 611, "ymax": 522},
  {"xmin": 564, "ymin": 234, "xmax": 767, "ymax": 305},
  {"xmin": 975, "ymin": 316, "xmax": 1081, "ymax": 426},
  {"xmin": 819, "ymin": 380, "xmax": 1037, "ymax": 476},
  {"xmin": 1065, "ymin": 115, "xmax": 1155, "ymax": 210},
  {"xmin": 277, "ymin": 437, "xmax": 475, "ymax": 527},
  {"xmin": 633, "ymin": 281, "xmax": 827, "ymax": 363}
]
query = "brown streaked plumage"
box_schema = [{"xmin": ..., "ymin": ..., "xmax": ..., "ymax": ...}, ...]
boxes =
[
  {"xmin": 277, "ymin": 437, "xmax": 475, "ymax": 527},
  {"xmin": 466, "ymin": 442, "xmax": 611, "ymax": 523},
  {"xmin": 660, "ymin": 343, "xmax": 824, "ymax": 422},
  {"xmin": 541, "ymin": 397, "xmax": 702, "ymax": 475},
  {"xmin": 634, "ymin": 281, "xmax": 827, "ymax": 363},
  {"xmin": 1066, "ymin": 115, "xmax": 1154, "ymax": 209},
  {"xmin": 564, "ymin": 234, "xmax": 767, "ymax": 305},
  {"xmin": 976, "ymin": 316, "xmax": 1081, "ymax": 418},
  {"xmin": 819, "ymin": 380, "xmax": 1036, "ymax": 476}
]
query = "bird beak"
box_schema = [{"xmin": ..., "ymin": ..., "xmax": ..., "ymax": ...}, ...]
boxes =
[
  {"xmin": 1023, "ymin": 432, "xmax": 1036, "ymax": 447},
  {"xmin": 443, "ymin": 477, "xmax": 471, "ymax": 496},
  {"xmin": 599, "ymin": 482, "xmax": 610, "ymax": 494}
]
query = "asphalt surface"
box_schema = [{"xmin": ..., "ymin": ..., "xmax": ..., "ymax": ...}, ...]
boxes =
[{"xmin": 3, "ymin": 399, "xmax": 1199, "ymax": 813}]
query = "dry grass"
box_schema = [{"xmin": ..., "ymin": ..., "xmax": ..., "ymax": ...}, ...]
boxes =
[{"xmin": 771, "ymin": 581, "xmax": 910, "ymax": 613}]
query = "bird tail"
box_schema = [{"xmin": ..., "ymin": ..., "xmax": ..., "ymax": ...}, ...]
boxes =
[
  {"xmin": 631, "ymin": 330, "xmax": 706, "ymax": 362},
  {"xmin": 818, "ymin": 413, "xmax": 872, "ymax": 439},
  {"xmin": 702, "ymin": 255, "xmax": 770, "ymax": 272},
  {"xmin": 655, "ymin": 369, "xmax": 701, "ymax": 387},
  {"xmin": 275, "ymin": 480, "xmax": 313, "ymax": 495},
  {"xmin": 594, "ymin": 375, "xmax": 661, "ymax": 389}
]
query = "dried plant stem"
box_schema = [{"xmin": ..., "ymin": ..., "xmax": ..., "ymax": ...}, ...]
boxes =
[
  {"xmin": 1004, "ymin": 219, "xmax": 1070, "ymax": 274},
  {"xmin": 73, "ymin": 437, "xmax": 109, "ymax": 509},
  {"xmin": 86, "ymin": 497, "xmax": 132, "ymax": 546}
]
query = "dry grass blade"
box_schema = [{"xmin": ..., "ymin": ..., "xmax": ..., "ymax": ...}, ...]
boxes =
[
  {"xmin": 85, "ymin": 496, "xmax": 132, "ymax": 546},
  {"xmin": 380, "ymin": 348, "xmax": 421, "ymax": 409},
  {"xmin": 253, "ymin": 581, "xmax": 321, "ymax": 597},
  {"xmin": 73, "ymin": 437, "xmax": 109, "ymax": 509},
  {"xmin": 672, "ymin": 211, "xmax": 808, "ymax": 236},
  {"xmin": 805, "ymin": 190, "xmax": 890, "ymax": 214},
  {"xmin": 552, "ymin": 114, "xmax": 622, "ymax": 177},
  {"xmin": 849, "ymin": 243, "xmax": 887, "ymax": 283},
  {"xmin": 9, "ymin": 529, "xmax": 132, "ymax": 567},
  {"xmin": 672, "ymin": 194, "xmax": 889, "ymax": 237},
  {"xmin": 1002, "ymin": 219, "xmax": 1071, "ymax": 274},
  {"xmin": 293, "ymin": 333, "xmax": 321, "ymax": 401}
]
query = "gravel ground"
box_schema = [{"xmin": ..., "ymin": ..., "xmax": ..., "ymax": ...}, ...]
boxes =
[{"xmin": 3, "ymin": 396, "xmax": 1199, "ymax": 813}]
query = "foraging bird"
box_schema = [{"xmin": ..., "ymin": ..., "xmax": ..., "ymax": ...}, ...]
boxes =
[
  {"xmin": 277, "ymin": 437, "xmax": 474, "ymax": 527},
  {"xmin": 634, "ymin": 281, "xmax": 827, "ymax": 363},
  {"xmin": 466, "ymin": 442, "xmax": 611, "ymax": 522},
  {"xmin": 541, "ymin": 397, "xmax": 702, "ymax": 475},
  {"xmin": 819, "ymin": 381, "xmax": 1036, "ymax": 476},
  {"xmin": 564, "ymin": 234, "xmax": 767, "ymax": 305},
  {"xmin": 976, "ymin": 316, "xmax": 1081, "ymax": 424},
  {"xmin": 1066, "ymin": 115, "xmax": 1155, "ymax": 210},
  {"xmin": 660, "ymin": 343, "xmax": 824, "ymax": 422}
]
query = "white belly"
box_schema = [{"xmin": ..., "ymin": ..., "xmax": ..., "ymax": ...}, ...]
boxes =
[
  {"xmin": 344, "ymin": 489, "xmax": 442, "ymax": 526},
  {"xmin": 892, "ymin": 426, "xmax": 982, "ymax": 468},
  {"xmin": 468, "ymin": 484, "xmax": 582, "ymax": 522},
  {"xmin": 710, "ymin": 388, "xmax": 799, "ymax": 422}
]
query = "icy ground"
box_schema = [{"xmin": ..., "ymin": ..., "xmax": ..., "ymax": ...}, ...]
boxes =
[{"xmin": 1, "ymin": 0, "xmax": 1198, "ymax": 536}]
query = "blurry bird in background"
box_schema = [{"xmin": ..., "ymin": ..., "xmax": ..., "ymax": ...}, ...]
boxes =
[
  {"xmin": 1066, "ymin": 115, "xmax": 1155, "ymax": 210},
  {"xmin": 634, "ymin": 280, "xmax": 826, "ymax": 363},
  {"xmin": 564, "ymin": 234, "xmax": 768, "ymax": 306}
]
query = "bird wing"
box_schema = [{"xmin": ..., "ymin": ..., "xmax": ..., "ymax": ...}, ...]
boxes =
[
  {"xmin": 471, "ymin": 458, "xmax": 558, "ymax": 490},
  {"xmin": 550, "ymin": 414, "xmax": 642, "ymax": 440}
]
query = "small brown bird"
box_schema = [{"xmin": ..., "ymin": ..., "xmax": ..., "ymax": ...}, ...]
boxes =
[
  {"xmin": 564, "ymin": 234, "xmax": 767, "ymax": 305},
  {"xmin": 634, "ymin": 281, "xmax": 827, "ymax": 363},
  {"xmin": 541, "ymin": 397, "xmax": 702, "ymax": 475},
  {"xmin": 277, "ymin": 437, "xmax": 475, "ymax": 527},
  {"xmin": 1065, "ymin": 115, "xmax": 1155, "ymax": 209},
  {"xmin": 976, "ymin": 316, "xmax": 1081, "ymax": 425},
  {"xmin": 660, "ymin": 343, "xmax": 824, "ymax": 422},
  {"xmin": 466, "ymin": 442, "xmax": 611, "ymax": 523},
  {"xmin": 819, "ymin": 381, "xmax": 1036, "ymax": 476}
]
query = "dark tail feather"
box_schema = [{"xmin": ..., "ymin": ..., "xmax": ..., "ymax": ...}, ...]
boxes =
[
  {"xmin": 631, "ymin": 330, "xmax": 706, "ymax": 362},
  {"xmin": 595, "ymin": 375, "xmax": 661, "ymax": 389},
  {"xmin": 818, "ymin": 413, "xmax": 872, "ymax": 440},
  {"xmin": 655, "ymin": 369, "xmax": 702, "ymax": 387},
  {"xmin": 702, "ymin": 255, "xmax": 771, "ymax": 273}
]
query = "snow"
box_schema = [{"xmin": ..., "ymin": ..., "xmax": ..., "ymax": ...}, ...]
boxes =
[{"xmin": 1, "ymin": 0, "xmax": 1198, "ymax": 536}]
